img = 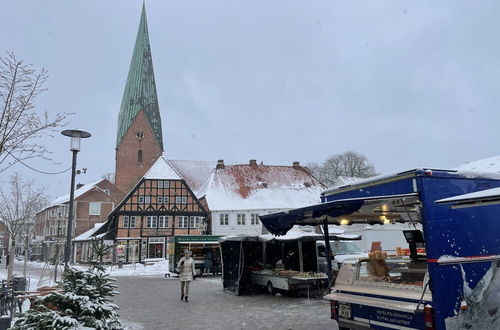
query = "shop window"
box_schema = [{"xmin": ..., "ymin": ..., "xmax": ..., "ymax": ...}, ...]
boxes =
[
  {"xmin": 219, "ymin": 213, "xmax": 229, "ymax": 225},
  {"xmin": 146, "ymin": 216, "xmax": 157, "ymax": 228},
  {"xmin": 237, "ymin": 213, "xmax": 246, "ymax": 225},
  {"xmin": 148, "ymin": 237, "xmax": 165, "ymax": 259},
  {"xmin": 251, "ymin": 213, "xmax": 259, "ymax": 225},
  {"xmin": 89, "ymin": 202, "xmax": 101, "ymax": 216}
]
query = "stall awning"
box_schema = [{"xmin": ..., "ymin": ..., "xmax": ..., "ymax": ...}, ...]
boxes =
[
  {"xmin": 260, "ymin": 193, "xmax": 418, "ymax": 236},
  {"xmin": 435, "ymin": 187, "xmax": 500, "ymax": 208}
]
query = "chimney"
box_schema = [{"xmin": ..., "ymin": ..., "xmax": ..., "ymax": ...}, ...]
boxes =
[
  {"xmin": 293, "ymin": 161, "xmax": 300, "ymax": 169},
  {"xmin": 249, "ymin": 159, "xmax": 258, "ymax": 168},
  {"xmin": 76, "ymin": 183, "xmax": 84, "ymax": 190},
  {"xmin": 216, "ymin": 159, "xmax": 225, "ymax": 170}
]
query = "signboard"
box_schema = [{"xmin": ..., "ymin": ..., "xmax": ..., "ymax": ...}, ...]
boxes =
[{"xmin": 174, "ymin": 235, "xmax": 222, "ymax": 243}]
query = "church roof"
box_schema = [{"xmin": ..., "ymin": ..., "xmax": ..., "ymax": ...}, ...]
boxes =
[{"xmin": 116, "ymin": 4, "xmax": 163, "ymax": 148}]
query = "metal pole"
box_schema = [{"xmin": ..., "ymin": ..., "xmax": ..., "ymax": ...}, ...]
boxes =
[
  {"xmin": 323, "ymin": 219, "xmax": 333, "ymax": 290},
  {"xmin": 64, "ymin": 150, "xmax": 78, "ymax": 268}
]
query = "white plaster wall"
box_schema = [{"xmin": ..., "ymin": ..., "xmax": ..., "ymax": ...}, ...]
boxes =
[{"xmin": 211, "ymin": 208, "xmax": 288, "ymax": 236}]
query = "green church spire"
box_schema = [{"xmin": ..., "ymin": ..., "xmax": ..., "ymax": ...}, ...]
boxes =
[{"xmin": 116, "ymin": 4, "xmax": 163, "ymax": 149}]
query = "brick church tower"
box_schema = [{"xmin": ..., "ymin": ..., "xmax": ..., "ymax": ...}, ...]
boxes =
[{"xmin": 115, "ymin": 4, "xmax": 163, "ymax": 195}]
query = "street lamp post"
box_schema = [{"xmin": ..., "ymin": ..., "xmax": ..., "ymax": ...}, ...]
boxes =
[{"xmin": 61, "ymin": 129, "xmax": 91, "ymax": 268}]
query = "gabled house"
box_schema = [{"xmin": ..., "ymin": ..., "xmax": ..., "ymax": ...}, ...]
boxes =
[
  {"xmin": 33, "ymin": 178, "xmax": 120, "ymax": 261},
  {"xmin": 96, "ymin": 156, "xmax": 208, "ymax": 263},
  {"xmin": 172, "ymin": 159, "xmax": 326, "ymax": 236}
]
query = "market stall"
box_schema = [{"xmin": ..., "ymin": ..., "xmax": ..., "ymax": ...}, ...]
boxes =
[
  {"xmin": 219, "ymin": 227, "xmax": 357, "ymax": 295},
  {"xmin": 167, "ymin": 235, "xmax": 222, "ymax": 274}
]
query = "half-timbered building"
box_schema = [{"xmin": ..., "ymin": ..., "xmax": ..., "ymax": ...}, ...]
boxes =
[{"xmin": 99, "ymin": 156, "xmax": 208, "ymax": 263}]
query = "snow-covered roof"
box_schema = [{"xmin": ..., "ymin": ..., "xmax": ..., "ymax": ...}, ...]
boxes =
[
  {"xmin": 203, "ymin": 163, "xmax": 325, "ymax": 211},
  {"xmin": 74, "ymin": 223, "xmax": 106, "ymax": 242},
  {"xmin": 168, "ymin": 159, "xmax": 216, "ymax": 196},
  {"xmin": 144, "ymin": 156, "xmax": 183, "ymax": 180},
  {"xmin": 50, "ymin": 179, "xmax": 106, "ymax": 207},
  {"xmin": 455, "ymin": 155, "xmax": 500, "ymax": 173}
]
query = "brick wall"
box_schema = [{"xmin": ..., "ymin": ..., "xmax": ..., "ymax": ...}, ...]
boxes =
[{"xmin": 115, "ymin": 110, "xmax": 163, "ymax": 196}]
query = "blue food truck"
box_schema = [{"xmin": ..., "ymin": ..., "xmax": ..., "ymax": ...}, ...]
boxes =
[{"xmin": 260, "ymin": 169, "xmax": 500, "ymax": 329}]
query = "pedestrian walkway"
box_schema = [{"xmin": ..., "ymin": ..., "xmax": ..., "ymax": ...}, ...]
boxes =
[{"xmin": 114, "ymin": 276, "xmax": 337, "ymax": 330}]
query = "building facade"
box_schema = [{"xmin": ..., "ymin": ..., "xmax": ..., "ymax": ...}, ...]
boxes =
[
  {"xmin": 33, "ymin": 179, "xmax": 120, "ymax": 261},
  {"xmin": 98, "ymin": 157, "xmax": 208, "ymax": 263}
]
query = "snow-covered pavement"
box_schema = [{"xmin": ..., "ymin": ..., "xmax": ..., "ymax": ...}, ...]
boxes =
[
  {"xmin": 1, "ymin": 260, "xmax": 338, "ymax": 329},
  {"xmin": 114, "ymin": 275, "xmax": 337, "ymax": 330}
]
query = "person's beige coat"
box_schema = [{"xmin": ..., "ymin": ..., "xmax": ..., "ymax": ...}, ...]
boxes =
[{"xmin": 176, "ymin": 256, "xmax": 196, "ymax": 281}]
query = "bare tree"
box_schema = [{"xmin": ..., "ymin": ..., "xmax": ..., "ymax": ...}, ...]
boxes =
[
  {"xmin": 307, "ymin": 151, "xmax": 377, "ymax": 187},
  {"xmin": 0, "ymin": 173, "xmax": 47, "ymax": 280},
  {"xmin": 0, "ymin": 52, "xmax": 68, "ymax": 173}
]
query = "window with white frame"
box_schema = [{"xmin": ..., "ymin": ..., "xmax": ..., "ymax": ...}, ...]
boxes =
[
  {"xmin": 157, "ymin": 196, "xmax": 163, "ymax": 204},
  {"xmin": 163, "ymin": 181, "xmax": 169, "ymax": 188},
  {"xmin": 159, "ymin": 216, "xmax": 169, "ymax": 228},
  {"xmin": 219, "ymin": 213, "xmax": 229, "ymax": 225},
  {"xmin": 237, "ymin": 213, "xmax": 246, "ymax": 225},
  {"xmin": 178, "ymin": 216, "xmax": 189, "ymax": 228},
  {"xmin": 145, "ymin": 196, "xmax": 151, "ymax": 204},
  {"xmin": 129, "ymin": 216, "xmax": 136, "ymax": 228},
  {"xmin": 89, "ymin": 203, "xmax": 101, "ymax": 215},
  {"xmin": 146, "ymin": 216, "xmax": 157, "ymax": 228},
  {"xmin": 138, "ymin": 196, "xmax": 145, "ymax": 203},
  {"xmin": 189, "ymin": 216, "xmax": 201, "ymax": 228},
  {"xmin": 175, "ymin": 196, "xmax": 181, "ymax": 204},
  {"xmin": 163, "ymin": 196, "xmax": 169, "ymax": 204},
  {"xmin": 158, "ymin": 181, "xmax": 164, "ymax": 188},
  {"xmin": 251, "ymin": 213, "xmax": 259, "ymax": 225},
  {"xmin": 123, "ymin": 216, "xmax": 129, "ymax": 228},
  {"xmin": 181, "ymin": 196, "xmax": 187, "ymax": 204}
]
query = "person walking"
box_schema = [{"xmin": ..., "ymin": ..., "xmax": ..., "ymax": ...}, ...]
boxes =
[
  {"xmin": 203, "ymin": 249, "xmax": 212, "ymax": 276},
  {"xmin": 176, "ymin": 250, "xmax": 196, "ymax": 302}
]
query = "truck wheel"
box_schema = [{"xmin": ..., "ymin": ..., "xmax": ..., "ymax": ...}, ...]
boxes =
[{"xmin": 267, "ymin": 281, "xmax": 275, "ymax": 295}]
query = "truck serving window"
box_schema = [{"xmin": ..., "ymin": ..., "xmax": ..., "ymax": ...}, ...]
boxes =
[{"xmin": 356, "ymin": 259, "xmax": 426, "ymax": 289}]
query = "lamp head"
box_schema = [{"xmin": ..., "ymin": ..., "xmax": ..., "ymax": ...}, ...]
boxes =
[{"xmin": 61, "ymin": 129, "xmax": 91, "ymax": 151}]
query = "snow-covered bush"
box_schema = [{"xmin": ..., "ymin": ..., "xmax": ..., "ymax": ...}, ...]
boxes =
[{"xmin": 12, "ymin": 243, "xmax": 122, "ymax": 330}]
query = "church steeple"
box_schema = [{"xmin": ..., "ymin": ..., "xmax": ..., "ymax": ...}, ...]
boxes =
[
  {"xmin": 116, "ymin": 4, "xmax": 163, "ymax": 149},
  {"xmin": 115, "ymin": 4, "xmax": 164, "ymax": 196}
]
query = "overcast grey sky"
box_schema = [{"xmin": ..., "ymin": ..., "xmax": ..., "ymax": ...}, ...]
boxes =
[{"xmin": 2, "ymin": 0, "xmax": 500, "ymax": 200}]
